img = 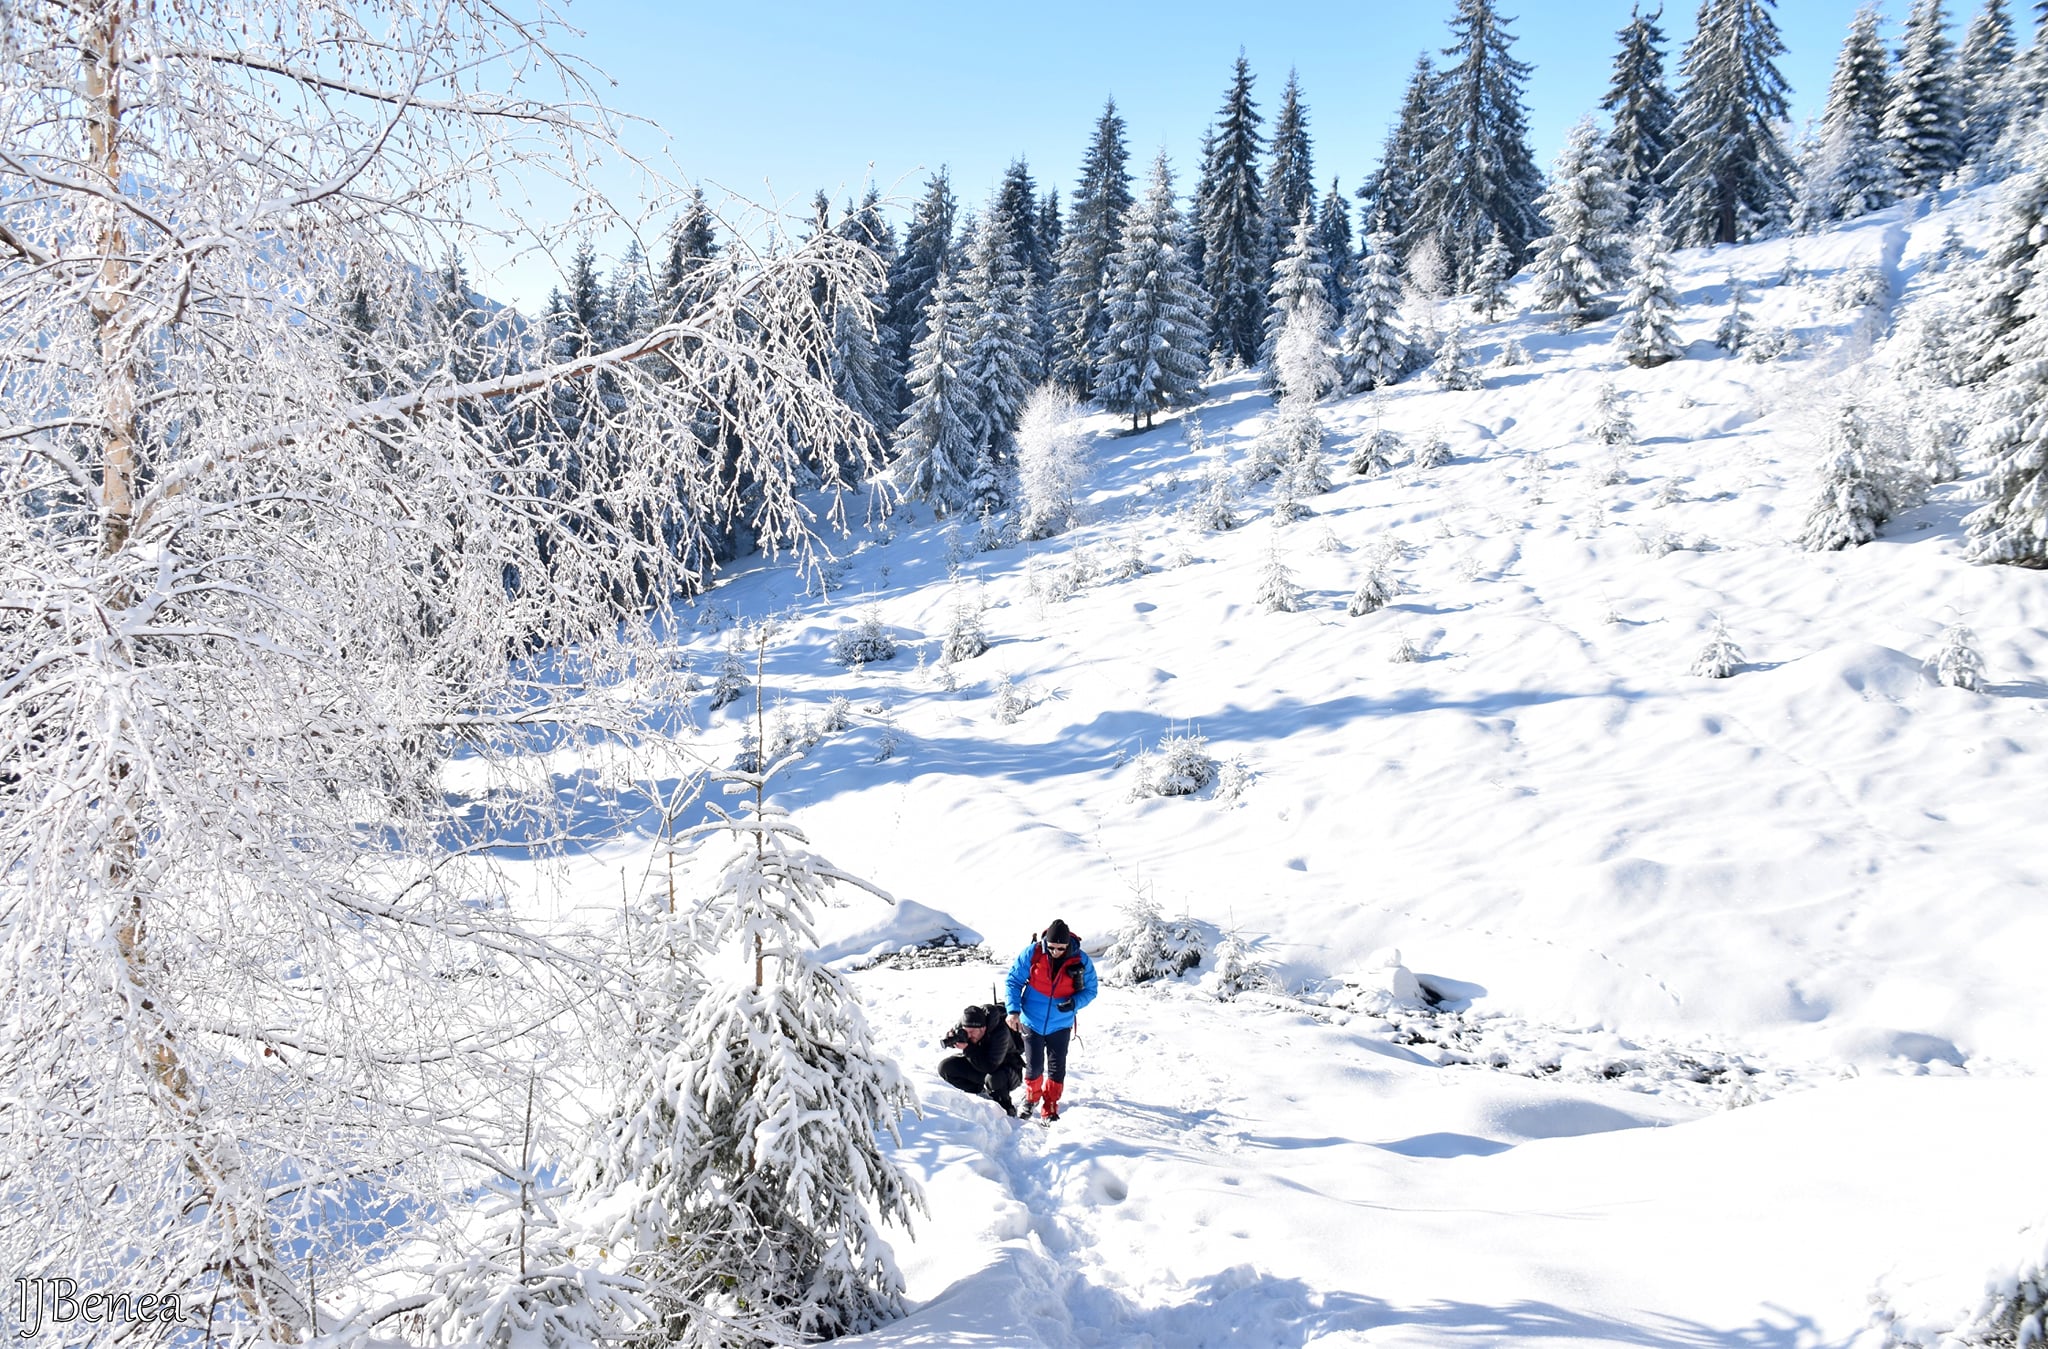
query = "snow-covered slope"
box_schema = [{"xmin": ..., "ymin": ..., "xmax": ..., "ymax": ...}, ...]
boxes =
[{"xmin": 588, "ymin": 186, "xmax": 2047, "ymax": 1345}]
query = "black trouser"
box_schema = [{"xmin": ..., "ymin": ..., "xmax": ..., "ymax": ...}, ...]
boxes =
[
  {"xmin": 940, "ymin": 1054, "xmax": 1022, "ymax": 1107},
  {"xmin": 1022, "ymin": 1025, "xmax": 1073, "ymax": 1084}
]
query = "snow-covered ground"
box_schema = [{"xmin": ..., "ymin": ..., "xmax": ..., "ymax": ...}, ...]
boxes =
[{"xmin": 557, "ymin": 186, "xmax": 2046, "ymax": 1345}]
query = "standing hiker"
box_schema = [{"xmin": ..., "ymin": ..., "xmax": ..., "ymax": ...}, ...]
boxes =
[
  {"xmin": 1004, "ymin": 918, "xmax": 1099, "ymax": 1121},
  {"xmin": 938, "ymin": 1003, "xmax": 1024, "ymax": 1116}
]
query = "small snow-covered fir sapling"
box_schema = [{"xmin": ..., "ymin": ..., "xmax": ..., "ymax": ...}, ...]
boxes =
[
  {"xmin": 1931, "ymin": 221, "xmax": 1969, "ymax": 272},
  {"xmin": 424, "ymin": 1230, "xmax": 645, "ymax": 1349},
  {"xmin": 1191, "ymin": 455, "xmax": 1243, "ymax": 531},
  {"xmin": 1257, "ymin": 534, "xmax": 1303, "ymax": 611},
  {"xmin": 1315, "ymin": 526, "xmax": 1348, "ymax": 554},
  {"xmin": 1285, "ymin": 412, "xmax": 1334, "ymax": 496},
  {"xmin": 1433, "ymin": 320, "xmax": 1480, "ymax": 391},
  {"xmin": 1127, "ymin": 728, "xmax": 1219, "ymax": 799},
  {"xmin": 1016, "ymin": 382, "xmax": 1090, "ymax": 541},
  {"xmin": 975, "ymin": 500, "xmax": 1007, "ymax": 552},
  {"xmin": 992, "ymin": 670, "xmax": 1033, "ymax": 724},
  {"xmin": 1211, "ymin": 929, "xmax": 1271, "ymax": 1000},
  {"xmin": 942, "ymin": 588, "xmax": 988, "ymax": 662},
  {"xmin": 1412, "ymin": 425, "xmax": 1454, "ymax": 469},
  {"xmin": 1473, "ymin": 223, "xmax": 1516, "ymax": 322},
  {"xmin": 1348, "ymin": 560, "xmax": 1399, "ymax": 616},
  {"xmin": 1614, "ymin": 204, "xmax": 1683, "ymax": 368},
  {"xmin": 1107, "ymin": 527, "xmax": 1150, "ymax": 580},
  {"xmin": 1655, "ymin": 475, "xmax": 1687, "ymax": 507},
  {"xmin": 709, "ymin": 634, "xmax": 752, "ymax": 711},
  {"xmin": 1099, "ymin": 895, "xmax": 1206, "ymax": 986},
  {"xmin": 1493, "ymin": 335, "xmax": 1530, "ymax": 368},
  {"xmin": 1270, "ymin": 462, "xmax": 1314, "ymax": 524},
  {"xmin": 1350, "ymin": 396, "xmax": 1403, "ymax": 477},
  {"xmin": 1930, "ymin": 621, "xmax": 1987, "ymax": 691},
  {"xmin": 830, "ymin": 608, "xmax": 898, "ymax": 665},
  {"xmin": 578, "ymin": 765, "xmax": 921, "ymax": 1345},
  {"xmin": 1592, "ymin": 382, "xmax": 1636, "ymax": 446},
  {"xmin": 1689, "ymin": 615, "xmax": 1744, "ymax": 678},
  {"xmin": 1390, "ymin": 633, "xmax": 1421, "ymax": 663},
  {"xmin": 1715, "ymin": 273, "xmax": 1752, "ymax": 353},
  {"xmin": 1799, "ymin": 400, "xmax": 1902, "ymax": 551}
]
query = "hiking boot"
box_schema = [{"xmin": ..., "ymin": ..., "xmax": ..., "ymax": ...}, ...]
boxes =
[{"xmin": 1041, "ymin": 1080, "xmax": 1065, "ymax": 1122}]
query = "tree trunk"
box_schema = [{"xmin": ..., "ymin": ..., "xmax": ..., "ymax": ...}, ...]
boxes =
[{"xmin": 85, "ymin": 4, "xmax": 298, "ymax": 1337}]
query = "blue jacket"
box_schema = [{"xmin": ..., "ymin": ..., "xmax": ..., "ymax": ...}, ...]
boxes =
[{"xmin": 1005, "ymin": 938, "xmax": 1099, "ymax": 1036}]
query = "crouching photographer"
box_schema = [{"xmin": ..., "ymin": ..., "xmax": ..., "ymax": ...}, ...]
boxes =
[{"xmin": 938, "ymin": 1003, "xmax": 1024, "ymax": 1117}]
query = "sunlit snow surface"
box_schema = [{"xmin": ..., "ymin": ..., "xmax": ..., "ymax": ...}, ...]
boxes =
[{"xmin": 546, "ymin": 187, "xmax": 2045, "ymax": 1345}]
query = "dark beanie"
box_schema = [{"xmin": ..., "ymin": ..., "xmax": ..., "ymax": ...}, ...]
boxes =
[
  {"xmin": 1044, "ymin": 919, "xmax": 1073, "ymax": 945},
  {"xmin": 962, "ymin": 1004, "xmax": 990, "ymax": 1027}
]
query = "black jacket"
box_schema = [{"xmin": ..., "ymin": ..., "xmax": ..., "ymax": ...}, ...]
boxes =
[{"xmin": 942, "ymin": 1005, "xmax": 1022, "ymax": 1075}]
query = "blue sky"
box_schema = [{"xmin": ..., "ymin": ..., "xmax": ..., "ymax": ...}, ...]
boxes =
[{"xmin": 481, "ymin": 0, "xmax": 2027, "ymax": 309}]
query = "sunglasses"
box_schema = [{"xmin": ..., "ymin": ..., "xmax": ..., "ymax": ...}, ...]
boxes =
[{"xmin": 1044, "ymin": 942, "xmax": 1069, "ymax": 953}]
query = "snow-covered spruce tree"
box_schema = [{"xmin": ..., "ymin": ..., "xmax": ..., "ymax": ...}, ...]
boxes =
[
  {"xmin": 1365, "ymin": 52, "xmax": 1440, "ymax": 240},
  {"xmin": 1808, "ymin": 7, "xmax": 1895, "ymax": 224},
  {"xmin": 1406, "ymin": 0, "xmax": 1546, "ymax": 290},
  {"xmin": 1340, "ymin": 235, "xmax": 1413, "ymax": 392},
  {"xmin": 1211, "ymin": 930, "xmax": 1272, "ymax": 998},
  {"xmin": 960, "ymin": 204, "xmax": 1038, "ymax": 466},
  {"xmin": 1265, "ymin": 70, "xmax": 1318, "ymax": 273},
  {"xmin": 894, "ymin": 278, "xmax": 979, "ymax": 512},
  {"xmin": 1433, "ymin": 320, "xmax": 1481, "ymax": 391},
  {"xmin": 1603, "ymin": 4, "xmax": 1679, "ymax": 221},
  {"xmin": 833, "ymin": 287, "xmax": 898, "ymax": 453},
  {"xmin": 1192, "ymin": 452, "xmax": 1245, "ymax": 531},
  {"xmin": 1049, "ymin": 100, "xmax": 1135, "ymax": 397},
  {"xmin": 1265, "ymin": 208, "xmax": 1338, "ymax": 395},
  {"xmin": 1801, "ymin": 400, "xmax": 1903, "ymax": 551},
  {"xmin": 1349, "ymin": 561, "xmax": 1400, "ymax": 615},
  {"xmin": 1128, "ymin": 729, "xmax": 1221, "ymax": 798},
  {"xmin": 1199, "ymin": 55, "xmax": 1272, "ymax": 366},
  {"xmin": 1659, "ymin": 0, "xmax": 1795, "ymax": 245},
  {"xmin": 1593, "ymin": 383, "xmax": 1637, "ymax": 447},
  {"xmin": 882, "ymin": 169, "xmax": 957, "ymax": 408},
  {"xmin": 1414, "ymin": 425, "xmax": 1455, "ymax": 469},
  {"xmin": 1965, "ymin": 202, "xmax": 2048, "ymax": 565},
  {"xmin": 1257, "ymin": 534, "xmax": 1304, "ymax": 611},
  {"xmin": 1690, "ymin": 616, "xmax": 1746, "ymax": 677},
  {"xmin": 710, "ymin": 634, "xmax": 755, "ymax": 711},
  {"xmin": 1099, "ymin": 896, "xmax": 1206, "ymax": 986},
  {"xmin": 943, "ymin": 588, "xmax": 991, "ymax": 662},
  {"xmin": 1473, "ymin": 225, "xmax": 1517, "ymax": 321},
  {"xmin": 1951, "ymin": 168, "xmax": 2048, "ymax": 389},
  {"xmin": 1016, "ymin": 383, "xmax": 1090, "ymax": 540},
  {"xmin": 1530, "ymin": 116, "xmax": 1633, "ymax": 326},
  {"xmin": 586, "ymin": 765, "xmax": 921, "ymax": 1344},
  {"xmin": 1316, "ymin": 177, "xmax": 1358, "ymax": 316},
  {"xmin": 1717, "ymin": 272, "xmax": 1754, "ymax": 353},
  {"xmin": 1956, "ymin": 0, "xmax": 2019, "ymax": 163},
  {"xmin": 1351, "ymin": 400, "xmax": 1405, "ymax": 477},
  {"xmin": 1931, "ymin": 621, "xmax": 1989, "ymax": 690},
  {"xmin": 1883, "ymin": 0, "xmax": 1965, "ymax": 195},
  {"xmin": 0, "ymin": 2, "xmax": 892, "ymax": 1335},
  {"xmin": 1615, "ymin": 205, "xmax": 1685, "ymax": 366},
  {"xmin": 831, "ymin": 610, "xmax": 899, "ymax": 666},
  {"xmin": 1097, "ymin": 151, "xmax": 1211, "ymax": 431},
  {"xmin": 1284, "ymin": 411, "xmax": 1336, "ymax": 496}
]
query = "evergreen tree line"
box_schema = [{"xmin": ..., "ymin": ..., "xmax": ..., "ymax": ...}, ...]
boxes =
[{"xmin": 508, "ymin": 0, "xmax": 2048, "ymax": 526}]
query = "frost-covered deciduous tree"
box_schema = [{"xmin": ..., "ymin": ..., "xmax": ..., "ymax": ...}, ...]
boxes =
[
  {"xmin": 1615, "ymin": 206, "xmax": 1685, "ymax": 366},
  {"xmin": 1268, "ymin": 210, "xmax": 1340, "ymax": 400},
  {"xmin": 0, "ymin": 1, "xmax": 884, "ymax": 1333},
  {"xmin": 1016, "ymin": 383, "xmax": 1091, "ymax": 540}
]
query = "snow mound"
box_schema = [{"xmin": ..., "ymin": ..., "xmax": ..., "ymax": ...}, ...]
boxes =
[{"xmin": 813, "ymin": 900, "xmax": 985, "ymax": 971}]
